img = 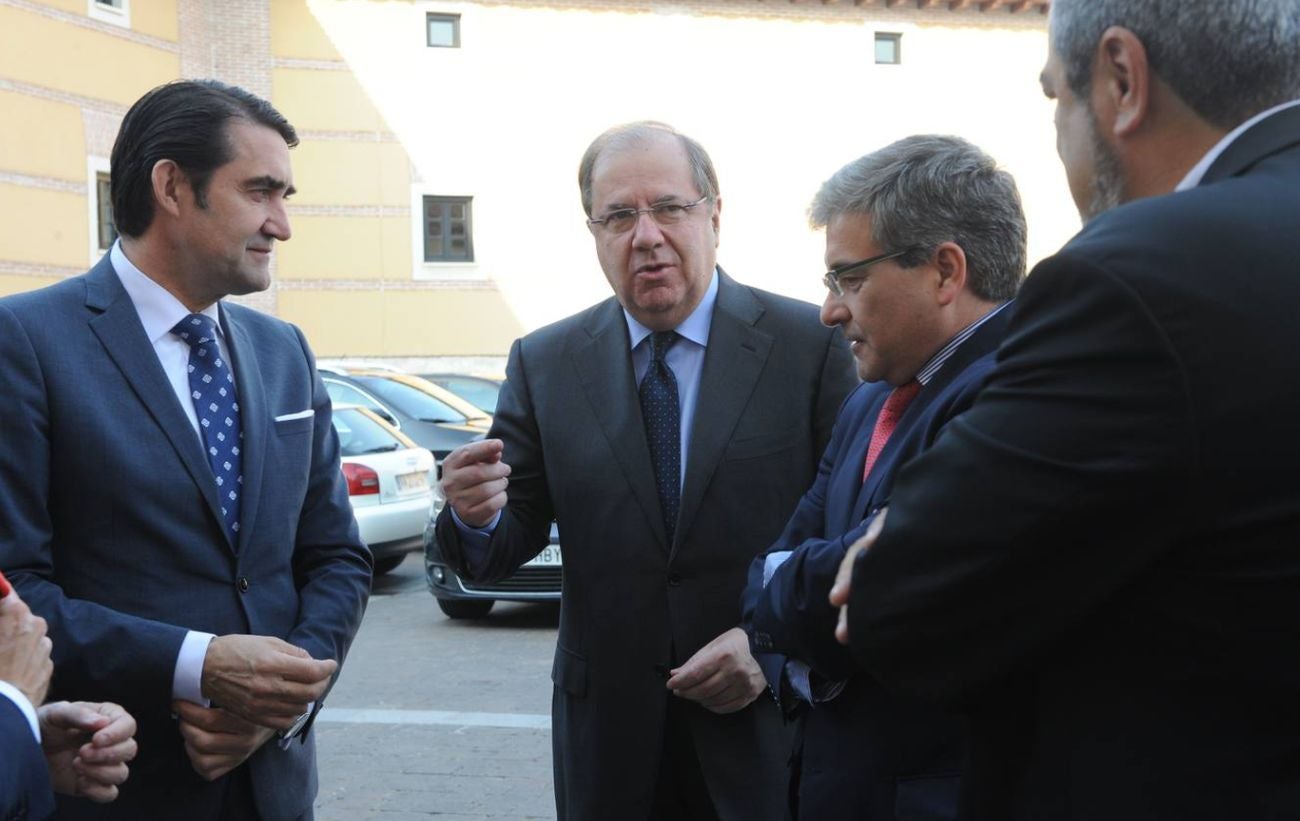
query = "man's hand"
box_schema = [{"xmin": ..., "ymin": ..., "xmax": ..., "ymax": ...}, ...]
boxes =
[
  {"xmin": 201, "ymin": 635, "xmax": 335, "ymax": 730},
  {"xmin": 439, "ymin": 439, "xmax": 511, "ymax": 528},
  {"xmin": 0, "ymin": 589, "xmax": 53, "ymax": 707},
  {"xmin": 174, "ymin": 700, "xmax": 276, "ymax": 782},
  {"xmin": 830, "ymin": 509, "xmax": 887, "ymax": 645},
  {"xmin": 665, "ymin": 627, "xmax": 765, "ymax": 714},
  {"xmin": 39, "ymin": 701, "xmax": 138, "ymax": 802}
]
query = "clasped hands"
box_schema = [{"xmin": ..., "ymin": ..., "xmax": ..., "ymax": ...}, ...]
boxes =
[{"xmin": 179, "ymin": 634, "xmax": 337, "ymax": 781}]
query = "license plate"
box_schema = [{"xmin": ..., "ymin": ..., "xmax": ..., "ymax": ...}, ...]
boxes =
[
  {"xmin": 396, "ymin": 471, "xmax": 428, "ymax": 492},
  {"xmin": 525, "ymin": 546, "xmax": 562, "ymax": 567}
]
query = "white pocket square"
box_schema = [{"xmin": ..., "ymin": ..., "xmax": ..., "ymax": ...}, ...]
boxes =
[{"xmin": 275, "ymin": 409, "xmax": 315, "ymax": 422}]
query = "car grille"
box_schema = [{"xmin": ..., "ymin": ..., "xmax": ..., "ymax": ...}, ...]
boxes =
[{"xmin": 461, "ymin": 566, "xmax": 561, "ymax": 595}]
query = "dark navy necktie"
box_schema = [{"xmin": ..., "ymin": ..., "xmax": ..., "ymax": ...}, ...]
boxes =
[
  {"xmin": 640, "ymin": 331, "xmax": 681, "ymax": 544},
  {"xmin": 173, "ymin": 313, "xmax": 243, "ymax": 546}
]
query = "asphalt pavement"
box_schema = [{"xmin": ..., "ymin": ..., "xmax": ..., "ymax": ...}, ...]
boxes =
[{"xmin": 314, "ymin": 553, "xmax": 560, "ymax": 820}]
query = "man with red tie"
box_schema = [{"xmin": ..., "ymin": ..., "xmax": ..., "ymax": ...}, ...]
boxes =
[{"xmin": 741, "ymin": 135, "xmax": 1025, "ymax": 821}]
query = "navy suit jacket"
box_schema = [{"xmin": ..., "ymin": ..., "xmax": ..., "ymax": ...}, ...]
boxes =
[
  {"xmin": 847, "ymin": 106, "xmax": 1300, "ymax": 820},
  {"xmin": 0, "ymin": 695, "xmax": 54, "ymax": 821},
  {"xmin": 0, "ymin": 256, "xmax": 372, "ymax": 821},
  {"xmin": 743, "ymin": 307, "xmax": 1010, "ymax": 821}
]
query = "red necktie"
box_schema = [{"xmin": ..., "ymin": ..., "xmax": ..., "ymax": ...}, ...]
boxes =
[{"xmin": 862, "ymin": 380, "xmax": 921, "ymax": 481}]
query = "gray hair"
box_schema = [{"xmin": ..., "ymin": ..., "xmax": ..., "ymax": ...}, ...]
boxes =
[
  {"xmin": 810, "ymin": 135, "xmax": 1026, "ymax": 302},
  {"xmin": 578, "ymin": 121, "xmax": 719, "ymax": 217},
  {"xmin": 1051, "ymin": 0, "xmax": 1300, "ymax": 130}
]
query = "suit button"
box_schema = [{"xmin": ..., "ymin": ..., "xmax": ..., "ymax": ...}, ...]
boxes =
[
  {"xmin": 237, "ymin": 577, "xmax": 250, "ymax": 593},
  {"xmin": 754, "ymin": 632, "xmax": 773, "ymax": 651},
  {"xmin": 667, "ymin": 573, "xmax": 682, "ymax": 587}
]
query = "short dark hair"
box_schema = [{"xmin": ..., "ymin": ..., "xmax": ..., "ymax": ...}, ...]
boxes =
[
  {"xmin": 577, "ymin": 121, "xmax": 718, "ymax": 218},
  {"xmin": 110, "ymin": 79, "xmax": 298, "ymax": 238},
  {"xmin": 810, "ymin": 135, "xmax": 1026, "ymax": 302}
]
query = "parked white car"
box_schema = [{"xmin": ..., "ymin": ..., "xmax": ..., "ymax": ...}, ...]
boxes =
[{"xmin": 332, "ymin": 404, "xmax": 435, "ymax": 575}]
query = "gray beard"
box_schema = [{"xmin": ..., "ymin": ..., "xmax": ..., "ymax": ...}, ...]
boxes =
[{"xmin": 1083, "ymin": 113, "xmax": 1125, "ymax": 221}]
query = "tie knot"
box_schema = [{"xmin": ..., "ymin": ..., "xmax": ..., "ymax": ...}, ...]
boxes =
[
  {"xmin": 172, "ymin": 313, "xmax": 219, "ymax": 349},
  {"xmin": 650, "ymin": 331, "xmax": 677, "ymax": 363},
  {"xmin": 884, "ymin": 380, "xmax": 922, "ymax": 414}
]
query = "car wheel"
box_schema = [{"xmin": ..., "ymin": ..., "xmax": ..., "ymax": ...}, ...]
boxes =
[
  {"xmin": 373, "ymin": 555, "xmax": 405, "ymax": 575},
  {"xmin": 437, "ymin": 598, "xmax": 494, "ymax": 619}
]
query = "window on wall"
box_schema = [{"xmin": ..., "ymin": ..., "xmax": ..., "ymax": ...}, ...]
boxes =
[
  {"xmin": 87, "ymin": 0, "xmax": 130, "ymax": 27},
  {"xmin": 423, "ymin": 196, "xmax": 473, "ymax": 262},
  {"xmin": 95, "ymin": 172, "xmax": 118, "ymax": 252},
  {"xmin": 875, "ymin": 32, "xmax": 902, "ymax": 65},
  {"xmin": 427, "ymin": 13, "xmax": 461, "ymax": 48}
]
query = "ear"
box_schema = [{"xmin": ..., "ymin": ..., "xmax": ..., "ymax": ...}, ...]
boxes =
[
  {"xmin": 1093, "ymin": 26, "xmax": 1152, "ymax": 138},
  {"xmin": 150, "ymin": 159, "xmax": 187, "ymax": 220},
  {"xmin": 710, "ymin": 194, "xmax": 722, "ymax": 246},
  {"xmin": 932, "ymin": 242, "xmax": 967, "ymax": 307}
]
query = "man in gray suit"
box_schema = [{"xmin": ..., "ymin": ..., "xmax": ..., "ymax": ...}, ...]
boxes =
[{"xmin": 437, "ymin": 121, "xmax": 856, "ymax": 820}]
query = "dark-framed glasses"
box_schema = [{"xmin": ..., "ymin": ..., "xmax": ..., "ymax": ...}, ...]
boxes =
[
  {"xmin": 587, "ymin": 195, "xmax": 711, "ymax": 235},
  {"xmin": 822, "ymin": 248, "xmax": 915, "ymax": 297}
]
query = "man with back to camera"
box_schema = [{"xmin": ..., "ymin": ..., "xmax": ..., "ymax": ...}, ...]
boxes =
[
  {"xmin": 0, "ymin": 79, "xmax": 372, "ymax": 820},
  {"xmin": 742, "ymin": 135, "xmax": 1025, "ymax": 821},
  {"xmin": 435, "ymin": 121, "xmax": 857, "ymax": 820},
  {"xmin": 830, "ymin": 2, "xmax": 1300, "ymax": 819}
]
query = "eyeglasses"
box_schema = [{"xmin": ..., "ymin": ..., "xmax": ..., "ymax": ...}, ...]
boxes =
[
  {"xmin": 587, "ymin": 195, "xmax": 711, "ymax": 235},
  {"xmin": 821, "ymin": 248, "xmax": 915, "ymax": 297}
]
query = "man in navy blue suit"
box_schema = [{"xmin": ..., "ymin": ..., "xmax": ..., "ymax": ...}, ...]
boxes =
[
  {"xmin": 0, "ymin": 80, "xmax": 371, "ymax": 820},
  {"xmin": 742, "ymin": 135, "xmax": 1025, "ymax": 821}
]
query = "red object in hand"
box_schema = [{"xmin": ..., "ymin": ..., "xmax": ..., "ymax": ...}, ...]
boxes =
[{"xmin": 0, "ymin": 569, "xmax": 11, "ymax": 597}]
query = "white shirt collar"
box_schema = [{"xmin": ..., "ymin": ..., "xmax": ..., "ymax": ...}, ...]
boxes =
[
  {"xmin": 110, "ymin": 240, "xmax": 222, "ymax": 343},
  {"xmin": 1176, "ymin": 99, "xmax": 1300, "ymax": 191},
  {"xmin": 624, "ymin": 267, "xmax": 719, "ymax": 351}
]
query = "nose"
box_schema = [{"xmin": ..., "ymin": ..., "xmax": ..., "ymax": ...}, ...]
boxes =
[
  {"xmin": 819, "ymin": 289, "xmax": 846, "ymax": 328},
  {"xmin": 629, "ymin": 210, "xmax": 665, "ymax": 250},
  {"xmin": 265, "ymin": 198, "xmax": 292, "ymax": 242}
]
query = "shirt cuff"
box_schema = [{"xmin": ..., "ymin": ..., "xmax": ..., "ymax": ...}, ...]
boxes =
[
  {"xmin": 449, "ymin": 507, "xmax": 500, "ymax": 577},
  {"xmin": 0, "ymin": 680, "xmax": 40, "ymax": 742},
  {"xmin": 173, "ymin": 631, "xmax": 216, "ymax": 705},
  {"xmin": 762, "ymin": 550, "xmax": 794, "ymax": 587},
  {"xmin": 450, "ymin": 506, "xmax": 501, "ymax": 535}
]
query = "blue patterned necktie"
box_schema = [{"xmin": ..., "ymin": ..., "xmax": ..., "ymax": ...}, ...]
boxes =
[
  {"xmin": 172, "ymin": 313, "xmax": 243, "ymax": 546},
  {"xmin": 640, "ymin": 330, "xmax": 681, "ymax": 544}
]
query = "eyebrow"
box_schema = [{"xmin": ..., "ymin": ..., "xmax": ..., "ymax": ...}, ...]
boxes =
[
  {"xmin": 603, "ymin": 194, "xmax": 689, "ymax": 211},
  {"xmin": 244, "ymin": 175, "xmax": 296, "ymax": 197}
]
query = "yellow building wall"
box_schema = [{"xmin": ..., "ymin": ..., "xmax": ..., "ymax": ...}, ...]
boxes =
[
  {"xmin": 278, "ymin": 215, "xmax": 411, "ymax": 281},
  {"xmin": 0, "ymin": 92, "xmax": 85, "ymax": 182},
  {"xmin": 290, "ymin": 141, "xmax": 410, "ymax": 207},
  {"xmin": 271, "ymin": 0, "xmax": 342, "ymax": 60},
  {"xmin": 0, "ymin": 6, "xmax": 178, "ymax": 107},
  {"xmin": 132, "ymin": 0, "xmax": 180, "ymax": 42},
  {"xmin": 0, "ymin": 274, "xmax": 59, "ymax": 293},
  {"xmin": 271, "ymin": 69, "xmax": 388, "ymax": 133},
  {"xmin": 281, "ymin": 289, "xmax": 525, "ymax": 357},
  {"xmin": 0, "ymin": 184, "xmax": 87, "ymax": 268}
]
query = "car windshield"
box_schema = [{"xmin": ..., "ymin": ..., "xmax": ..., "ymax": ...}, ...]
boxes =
[
  {"xmin": 332, "ymin": 408, "xmax": 403, "ymax": 456},
  {"xmin": 430, "ymin": 377, "xmax": 500, "ymax": 413},
  {"xmin": 354, "ymin": 376, "xmax": 469, "ymax": 424}
]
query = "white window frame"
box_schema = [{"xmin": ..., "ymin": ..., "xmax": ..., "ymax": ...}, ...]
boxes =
[
  {"xmin": 87, "ymin": 156, "xmax": 116, "ymax": 262},
  {"xmin": 410, "ymin": 184, "xmax": 484, "ymax": 282},
  {"xmin": 87, "ymin": 0, "xmax": 131, "ymax": 28}
]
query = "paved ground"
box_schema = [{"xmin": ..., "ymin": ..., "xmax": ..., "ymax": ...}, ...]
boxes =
[{"xmin": 314, "ymin": 552, "xmax": 560, "ymax": 820}]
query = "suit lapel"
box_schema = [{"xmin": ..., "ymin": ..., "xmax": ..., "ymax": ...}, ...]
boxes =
[
  {"xmin": 84, "ymin": 259, "xmax": 227, "ymax": 536},
  {"xmin": 675, "ymin": 273, "xmax": 772, "ymax": 556},
  {"xmin": 223, "ymin": 306, "xmax": 266, "ymax": 553},
  {"xmin": 572, "ymin": 299, "xmax": 669, "ymax": 548}
]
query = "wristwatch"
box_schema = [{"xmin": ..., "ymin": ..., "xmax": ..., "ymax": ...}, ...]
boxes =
[{"xmin": 278, "ymin": 708, "xmax": 312, "ymax": 747}]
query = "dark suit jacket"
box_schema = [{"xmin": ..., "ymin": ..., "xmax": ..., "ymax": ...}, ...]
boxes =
[
  {"xmin": 0, "ymin": 695, "xmax": 54, "ymax": 821},
  {"xmin": 847, "ymin": 105, "xmax": 1300, "ymax": 821},
  {"xmin": 0, "ymin": 256, "xmax": 373, "ymax": 821},
  {"xmin": 437, "ymin": 270, "xmax": 856, "ymax": 820},
  {"xmin": 743, "ymin": 308, "xmax": 1008, "ymax": 821}
]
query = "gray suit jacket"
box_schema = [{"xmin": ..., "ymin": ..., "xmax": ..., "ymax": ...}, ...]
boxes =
[{"xmin": 438, "ymin": 270, "xmax": 856, "ymax": 820}]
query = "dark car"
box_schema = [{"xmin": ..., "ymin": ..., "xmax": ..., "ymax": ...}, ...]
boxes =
[
  {"xmin": 423, "ymin": 487, "xmax": 562, "ymax": 619},
  {"xmin": 320, "ymin": 366, "xmax": 490, "ymax": 474},
  {"xmin": 419, "ymin": 373, "xmax": 503, "ymax": 414}
]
